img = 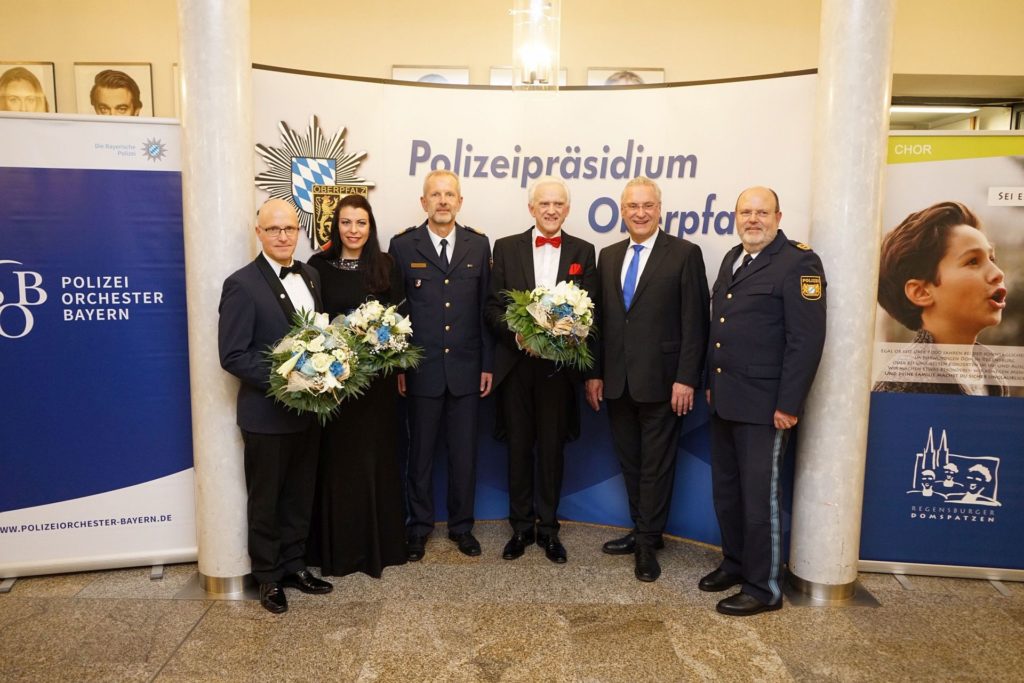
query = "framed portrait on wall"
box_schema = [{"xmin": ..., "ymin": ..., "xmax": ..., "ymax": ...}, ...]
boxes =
[
  {"xmin": 0, "ymin": 61, "xmax": 56, "ymax": 113},
  {"xmin": 73, "ymin": 62, "xmax": 153, "ymax": 117},
  {"xmin": 391, "ymin": 66, "xmax": 470, "ymax": 85},
  {"xmin": 586, "ymin": 68, "xmax": 665, "ymax": 86}
]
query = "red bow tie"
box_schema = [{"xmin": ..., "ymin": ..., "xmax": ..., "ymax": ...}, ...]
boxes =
[{"xmin": 535, "ymin": 235, "xmax": 561, "ymax": 248}]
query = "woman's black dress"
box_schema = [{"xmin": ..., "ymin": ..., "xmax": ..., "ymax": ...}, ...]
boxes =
[{"xmin": 305, "ymin": 253, "xmax": 407, "ymax": 577}]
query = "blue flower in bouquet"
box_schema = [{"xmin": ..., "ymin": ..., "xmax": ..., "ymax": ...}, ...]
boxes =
[
  {"xmin": 330, "ymin": 360, "xmax": 345, "ymax": 377},
  {"xmin": 553, "ymin": 303, "xmax": 573, "ymax": 318},
  {"xmin": 376, "ymin": 326, "xmax": 392, "ymax": 344},
  {"xmin": 297, "ymin": 353, "xmax": 318, "ymax": 376}
]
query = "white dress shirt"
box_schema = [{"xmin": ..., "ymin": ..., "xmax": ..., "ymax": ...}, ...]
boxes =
[
  {"xmin": 263, "ymin": 252, "xmax": 315, "ymax": 315},
  {"xmin": 732, "ymin": 249, "xmax": 760, "ymax": 274},
  {"xmin": 532, "ymin": 227, "xmax": 561, "ymax": 289},
  {"xmin": 427, "ymin": 227, "xmax": 455, "ymax": 262},
  {"xmin": 619, "ymin": 232, "xmax": 658, "ymax": 290}
]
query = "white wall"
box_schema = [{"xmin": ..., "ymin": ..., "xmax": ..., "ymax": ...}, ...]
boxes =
[{"xmin": 1, "ymin": 0, "xmax": 1022, "ymax": 118}]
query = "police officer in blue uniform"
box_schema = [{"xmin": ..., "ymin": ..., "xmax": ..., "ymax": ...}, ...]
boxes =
[
  {"xmin": 389, "ymin": 170, "xmax": 494, "ymax": 561},
  {"xmin": 702, "ymin": 187, "xmax": 826, "ymax": 616}
]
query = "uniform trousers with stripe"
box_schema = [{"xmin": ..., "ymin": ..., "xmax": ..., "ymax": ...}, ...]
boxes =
[{"xmin": 710, "ymin": 414, "xmax": 789, "ymax": 605}]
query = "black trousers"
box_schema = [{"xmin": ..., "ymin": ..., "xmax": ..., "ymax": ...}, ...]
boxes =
[
  {"xmin": 710, "ymin": 414, "xmax": 789, "ymax": 605},
  {"xmin": 501, "ymin": 357, "xmax": 572, "ymax": 536},
  {"xmin": 241, "ymin": 426, "xmax": 321, "ymax": 584},
  {"xmin": 406, "ymin": 390, "xmax": 479, "ymax": 535},
  {"xmin": 606, "ymin": 385, "xmax": 682, "ymax": 547}
]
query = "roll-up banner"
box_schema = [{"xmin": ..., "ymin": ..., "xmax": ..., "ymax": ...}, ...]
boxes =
[
  {"xmin": 252, "ymin": 67, "xmax": 818, "ymax": 543},
  {"xmin": 861, "ymin": 132, "xmax": 1024, "ymax": 578},
  {"xmin": 0, "ymin": 114, "xmax": 196, "ymax": 577}
]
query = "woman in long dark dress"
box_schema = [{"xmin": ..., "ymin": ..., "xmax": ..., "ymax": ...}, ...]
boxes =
[{"xmin": 305, "ymin": 194, "xmax": 407, "ymax": 577}]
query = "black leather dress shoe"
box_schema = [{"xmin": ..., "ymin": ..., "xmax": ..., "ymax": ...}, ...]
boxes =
[
  {"xmin": 448, "ymin": 530, "xmax": 482, "ymax": 556},
  {"xmin": 259, "ymin": 582, "xmax": 288, "ymax": 614},
  {"xmin": 406, "ymin": 534, "xmax": 428, "ymax": 562},
  {"xmin": 634, "ymin": 545, "xmax": 661, "ymax": 582},
  {"xmin": 698, "ymin": 568, "xmax": 744, "ymax": 593},
  {"xmin": 537, "ymin": 534, "xmax": 567, "ymax": 564},
  {"xmin": 502, "ymin": 530, "xmax": 536, "ymax": 560},
  {"xmin": 716, "ymin": 592, "xmax": 782, "ymax": 616},
  {"xmin": 602, "ymin": 533, "xmax": 665, "ymax": 555},
  {"xmin": 281, "ymin": 569, "xmax": 333, "ymax": 594}
]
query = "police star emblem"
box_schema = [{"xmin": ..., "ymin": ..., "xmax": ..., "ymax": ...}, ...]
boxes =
[
  {"xmin": 800, "ymin": 275, "xmax": 822, "ymax": 300},
  {"xmin": 255, "ymin": 116, "xmax": 375, "ymax": 248}
]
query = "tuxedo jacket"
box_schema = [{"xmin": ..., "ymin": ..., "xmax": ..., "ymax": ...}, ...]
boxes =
[
  {"xmin": 388, "ymin": 222, "xmax": 494, "ymax": 398},
  {"xmin": 484, "ymin": 227, "xmax": 599, "ymax": 389},
  {"xmin": 705, "ymin": 229, "xmax": 826, "ymax": 424},
  {"xmin": 595, "ymin": 230, "xmax": 710, "ymax": 403},
  {"xmin": 218, "ymin": 255, "xmax": 323, "ymax": 434}
]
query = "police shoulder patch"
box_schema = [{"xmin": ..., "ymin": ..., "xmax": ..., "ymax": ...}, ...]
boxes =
[
  {"xmin": 791, "ymin": 240, "xmax": 811, "ymax": 251},
  {"xmin": 800, "ymin": 275, "xmax": 822, "ymax": 300},
  {"xmin": 462, "ymin": 225, "xmax": 485, "ymax": 235}
]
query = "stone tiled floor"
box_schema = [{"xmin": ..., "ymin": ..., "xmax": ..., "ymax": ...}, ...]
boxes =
[{"xmin": 2, "ymin": 521, "xmax": 1022, "ymax": 682}]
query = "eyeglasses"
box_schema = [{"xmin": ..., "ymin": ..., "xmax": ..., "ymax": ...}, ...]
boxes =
[
  {"xmin": 261, "ymin": 226, "xmax": 300, "ymax": 237},
  {"xmin": 623, "ymin": 202, "xmax": 658, "ymax": 212},
  {"xmin": 738, "ymin": 210, "xmax": 774, "ymax": 219}
]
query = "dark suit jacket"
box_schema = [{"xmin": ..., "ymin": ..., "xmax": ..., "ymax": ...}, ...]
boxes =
[
  {"xmin": 594, "ymin": 230, "xmax": 710, "ymax": 403},
  {"xmin": 484, "ymin": 227, "xmax": 599, "ymax": 388},
  {"xmin": 388, "ymin": 222, "xmax": 494, "ymax": 398},
  {"xmin": 218, "ymin": 255, "xmax": 323, "ymax": 434},
  {"xmin": 706, "ymin": 229, "xmax": 826, "ymax": 424}
]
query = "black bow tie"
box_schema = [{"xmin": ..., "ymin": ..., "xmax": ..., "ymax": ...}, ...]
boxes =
[{"xmin": 279, "ymin": 263, "xmax": 302, "ymax": 279}]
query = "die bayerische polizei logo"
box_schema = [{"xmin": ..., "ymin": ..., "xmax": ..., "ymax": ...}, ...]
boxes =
[{"xmin": 255, "ymin": 116, "xmax": 375, "ymax": 248}]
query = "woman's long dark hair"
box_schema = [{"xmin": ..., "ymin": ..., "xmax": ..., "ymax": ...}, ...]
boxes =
[{"xmin": 322, "ymin": 193, "xmax": 392, "ymax": 293}]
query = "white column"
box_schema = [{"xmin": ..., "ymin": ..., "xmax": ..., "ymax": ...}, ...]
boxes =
[
  {"xmin": 177, "ymin": 0, "xmax": 254, "ymax": 594},
  {"xmin": 789, "ymin": 0, "xmax": 895, "ymax": 600}
]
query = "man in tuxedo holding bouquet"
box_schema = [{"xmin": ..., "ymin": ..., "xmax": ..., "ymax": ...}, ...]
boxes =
[
  {"xmin": 485, "ymin": 177, "xmax": 598, "ymax": 563},
  {"xmin": 218, "ymin": 198, "xmax": 333, "ymax": 614}
]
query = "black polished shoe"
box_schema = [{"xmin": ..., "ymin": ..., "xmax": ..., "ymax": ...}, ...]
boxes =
[
  {"xmin": 716, "ymin": 591, "xmax": 782, "ymax": 616},
  {"xmin": 259, "ymin": 582, "xmax": 288, "ymax": 614},
  {"xmin": 698, "ymin": 568, "xmax": 744, "ymax": 593},
  {"xmin": 502, "ymin": 530, "xmax": 536, "ymax": 560},
  {"xmin": 602, "ymin": 532, "xmax": 665, "ymax": 555},
  {"xmin": 634, "ymin": 545, "xmax": 661, "ymax": 582},
  {"xmin": 281, "ymin": 569, "xmax": 333, "ymax": 594},
  {"xmin": 448, "ymin": 530, "xmax": 482, "ymax": 557},
  {"xmin": 406, "ymin": 534, "xmax": 428, "ymax": 562},
  {"xmin": 537, "ymin": 534, "xmax": 567, "ymax": 564}
]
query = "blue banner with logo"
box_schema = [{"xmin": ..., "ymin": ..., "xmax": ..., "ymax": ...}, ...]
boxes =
[{"xmin": 0, "ymin": 115, "xmax": 196, "ymax": 577}]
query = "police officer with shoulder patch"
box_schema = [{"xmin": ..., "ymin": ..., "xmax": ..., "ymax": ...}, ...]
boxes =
[
  {"xmin": 389, "ymin": 170, "xmax": 494, "ymax": 561},
  {"xmin": 701, "ymin": 186, "xmax": 826, "ymax": 616}
]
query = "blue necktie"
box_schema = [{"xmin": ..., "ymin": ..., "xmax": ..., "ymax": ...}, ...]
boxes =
[{"xmin": 622, "ymin": 244, "xmax": 643, "ymax": 309}]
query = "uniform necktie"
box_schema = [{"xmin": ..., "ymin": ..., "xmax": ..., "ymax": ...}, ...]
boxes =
[
  {"xmin": 439, "ymin": 238, "xmax": 450, "ymax": 271},
  {"xmin": 732, "ymin": 253, "xmax": 753, "ymax": 281},
  {"xmin": 535, "ymin": 235, "xmax": 561, "ymax": 248},
  {"xmin": 622, "ymin": 244, "xmax": 644, "ymax": 309}
]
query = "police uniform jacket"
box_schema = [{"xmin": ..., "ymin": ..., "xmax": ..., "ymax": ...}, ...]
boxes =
[
  {"xmin": 389, "ymin": 221, "xmax": 494, "ymax": 398},
  {"xmin": 705, "ymin": 229, "xmax": 826, "ymax": 425}
]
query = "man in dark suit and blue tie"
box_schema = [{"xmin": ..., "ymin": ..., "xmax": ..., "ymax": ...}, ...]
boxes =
[
  {"xmin": 389, "ymin": 170, "xmax": 494, "ymax": 561},
  {"xmin": 585, "ymin": 177, "xmax": 710, "ymax": 582},
  {"xmin": 701, "ymin": 186, "xmax": 826, "ymax": 616},
  {"xmin": 218, "ymin": 198, "xmax": 334, "ymax": 613},
  {"xmin": 485, "ymin": 177, "xmax": 598, "ymax": 564}
]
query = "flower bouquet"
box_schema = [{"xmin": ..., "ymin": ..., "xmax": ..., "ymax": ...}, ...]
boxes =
[
  {"xmin": 342, "ymin": 299, "xmax": 423, "ymax": 374},
  {"xmin": 502, "ymin": 280, "xmax": 595, "ymax": 370},
  {"xmin": 267, "ymin": 311, "xmax": 373, "ymax": 423}
]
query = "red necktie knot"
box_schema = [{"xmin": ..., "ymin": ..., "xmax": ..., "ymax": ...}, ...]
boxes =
[{"xmin": 535, "ymin": 235, "xmax": 562, "ymax": 248}]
